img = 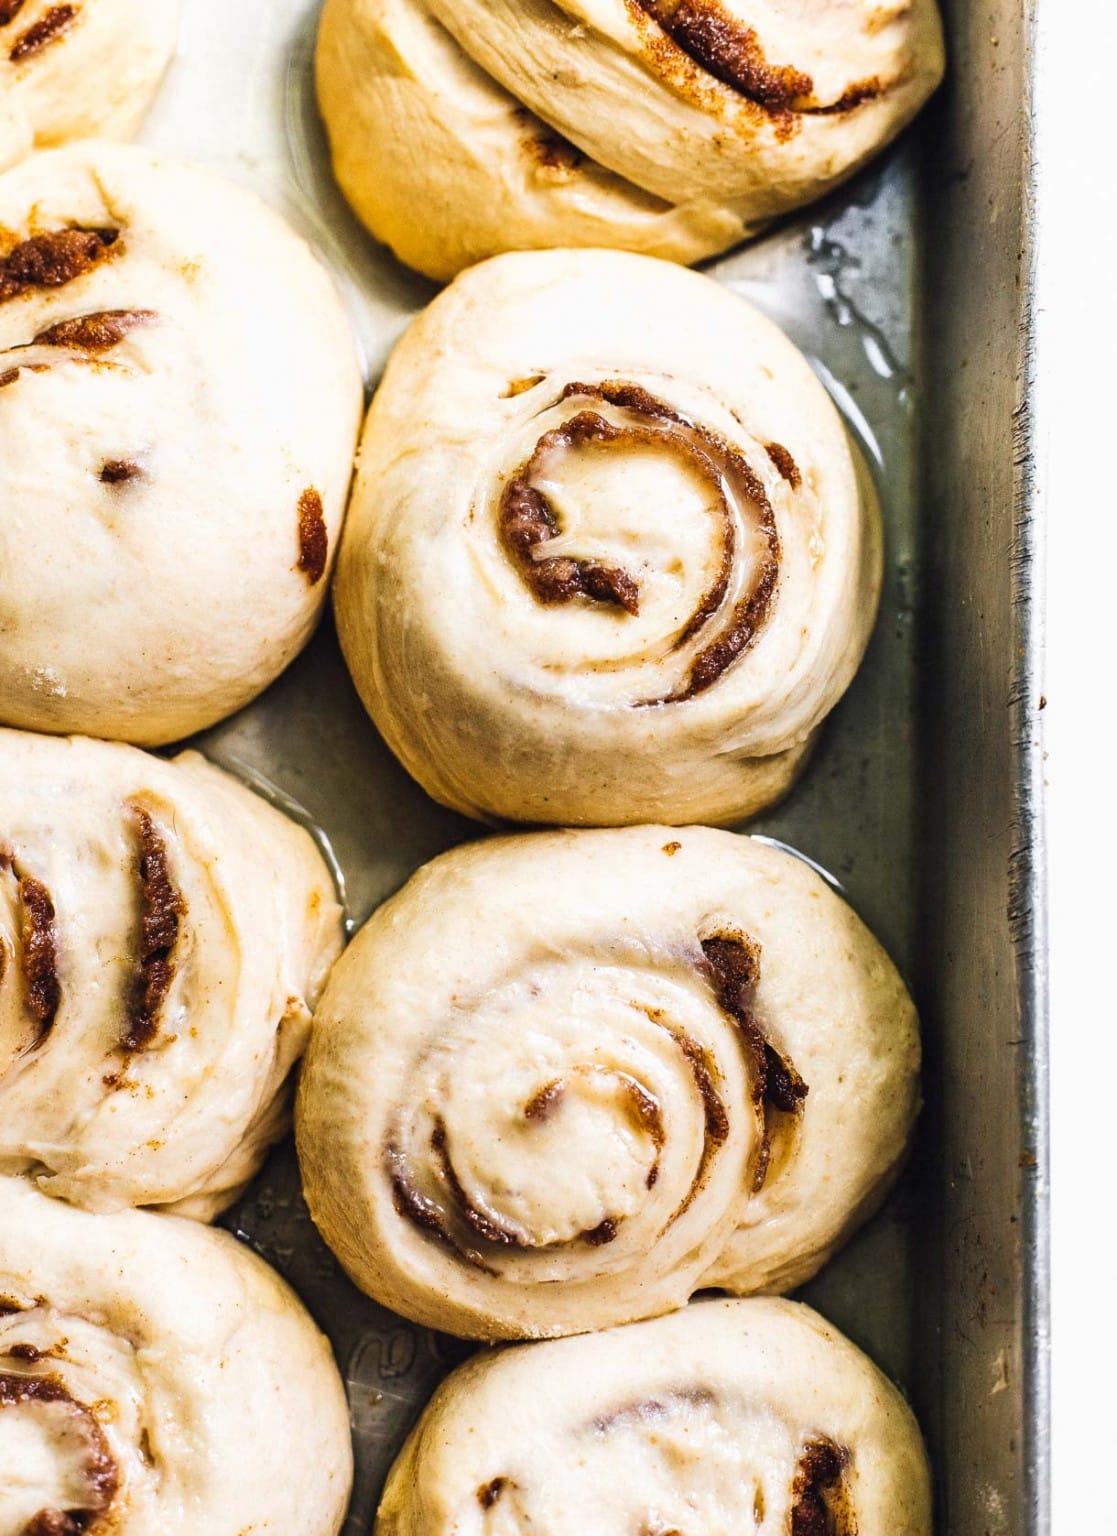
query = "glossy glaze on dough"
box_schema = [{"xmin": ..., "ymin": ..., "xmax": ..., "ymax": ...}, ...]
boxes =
[
  {"xmin": 0, "ymin": 0, "xmax": 178, "ymax": 170},
  {"xmin": 0, "ymin": 730, "xmax": 344, "ymax": 1219},
  {"xmin": 377, "ymin": 1296, "xmax": 931, "ymax": 1536},
  {"xmin": 335, "ymin": 249, "xmax": 882, "ymax": 827},
  {"xmin": 0, "ymin": 140, "xmax": 362, "ymax": 746},
  {"xmin": 296, "ymin": 827, "xmax": 919, "ymax": 1339},
  {"xmin": 0, "ymin": 1177, "xmax": 352, "ymax": 1535},
  {"xmin": 316, "ymin": 0, "xmax": 943, "ymax": 278}
]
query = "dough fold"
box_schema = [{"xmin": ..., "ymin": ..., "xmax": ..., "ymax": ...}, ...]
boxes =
[
  {"xmin": 0, "ymin": 729, "xmax": 344, "ymax": 1220},
  {"xmin": 296, "ymin": 827, "xmax": 919, "ymax": 1339}
]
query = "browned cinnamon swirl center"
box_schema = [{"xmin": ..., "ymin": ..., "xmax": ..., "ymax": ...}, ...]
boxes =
[
  {"xmin": 0, "ymin": 1370, "xmax": 120, "ymax": 1536},
  {"xmin": 379, "ymin": 932, "xmax": 804, "ymax": 1277},
  {"xmin": 386, "ymin": 1060, "xmax": 675, "ymax": 1272},
  {"xmin": 499, "ymin": 380, "xmax": 781, "ymax": 703}
]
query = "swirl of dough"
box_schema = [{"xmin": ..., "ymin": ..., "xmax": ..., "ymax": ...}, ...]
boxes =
[
  {"xmin": 0, "ymin": 140, "xmax": 362, "ymax": 746},
  {"xmin": 377, "ymin": 1296, "xmax": 930, "ymax": 1536},
  {"xmin": 335, "ymin": 249, "xmax": 881, "ymax": 827},
  {"xmin": 316, "ymin": 0, "xmax": 745, "ymax": 281},
  {"xmin": 315, "ymin": 0, "xmax": 943, "ymax": 280},
  {"xmin": 0, "ymin": 1176, "xmax": 352, "ymax": 1534},
  {"xmin": 0, "ymin": 729, "xmax": 344, "ymax": 1220},
  {"xmin": 0, "ymin": 1, "xmax": 178, "ymax": 171},
  {"xmin": 296, "ymin": 826, "xmax": 919, "ymax": 1340}
]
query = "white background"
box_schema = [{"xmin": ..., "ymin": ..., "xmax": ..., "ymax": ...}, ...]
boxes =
[{"xmin": 1038, "ymin": 3, "xmax": 1115, "ymax": 1529}]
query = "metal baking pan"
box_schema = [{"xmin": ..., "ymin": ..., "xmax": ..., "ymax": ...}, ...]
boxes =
[{"xmin": 135, "ymin": 0, "xmax": 1047, "ymax": 1529}]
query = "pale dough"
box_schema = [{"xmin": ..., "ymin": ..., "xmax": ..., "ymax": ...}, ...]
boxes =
[
  {"xmin": 377, "ymin": 1296, "xmax": 931, "ymax": 1536},
  {"xmin": 0, "ymin": 729, "xmax": 344, "ymax": 1219},
  {"xmin": 335, "ymin": 249, "xmax": 882, "ymax": 826},
  {"xmin": 0, "ymin": 141, "xmax": 363, "ymax": 745},
  {"xmin": 296, "ymin": 827, "xmax": 919, "ymax": 1339},
  {"xmin": 316, "ymin": 0, "xmax": 944, "ymax": 279},
  {"xmin": 0, "ymin": 1176, "xmax": 352, "ymax": 1535},
  {"xmin": 0, "ymin": 0, "xmax": 178, "ymax": 170},
  {"xmin": 316, "ymin": 0, "xmax": 745, "ymax": 281}
]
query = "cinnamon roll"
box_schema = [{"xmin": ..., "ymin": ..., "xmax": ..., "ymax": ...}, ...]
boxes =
[
  {"xmin": 0, "ymin": 0, "xmax": 178, "ymax": 170},
  {"xmin": 0, "ymin": 1176, "xmax": 352, "ymax": 1534},
  {"xmin": 377, "ymin": 1296, "xmax": 931, "ymax": 1536},
  {"xmin": 295, "ymin": 827, "xmax": 919, "ymax": 1340},
  {"xmin": 335, "ymin": 249, "xmax": 882, "ymax": 827},
  {"xmin": 0, "ymin": 140, "xmax": 362, "ymax": 746},
  {"xmin": 316, "ymin": 0, "xmax": 944, "ymax": 280},
  {"xmin": 0, "ymin": 729, "xmax": 344, "ymax": 1220}
]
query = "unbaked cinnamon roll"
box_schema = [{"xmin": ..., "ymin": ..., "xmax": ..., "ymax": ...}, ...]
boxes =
[
  {"xmin": 377, "ymin": 1296, "xmax": 931, "ymax": 1536},
  {"xmin": 0, "ymin": 140, "xmax": 362, "ymax": 746},
  {"xmin": 316, "ymin": 0, "xmax": 745, "ymax": 282},
  {"xmin": 0, "ymin": 1176, "xmax": 352, "ymax": 1534},
  {"xmin": 316, "ymin": 0, "xmax": 944, "ymax": 280},
  {"xmin": 296, "ymin": 827, "xmax": 919, "ymax": 1340},
  {"xmin": 0, "ymin": 0, "xmax": 178, "ymax": 170},
  {"xmin": 335, "ymin": 249, "xmax": 881, "ymax": 827},
  {"xmin": 0, "ymin": 729, "xmax": 344, "ymax": 1220}
]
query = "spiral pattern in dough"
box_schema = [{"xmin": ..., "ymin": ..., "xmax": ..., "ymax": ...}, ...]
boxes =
[
  {"xmin": 377, "ymin": 1296, "xmax": 931, "ymax": 1536},
  {"xmin": 335, "ymin": 249, "xmax": 882, "ymax": 827},
  {"xmin": 316, "ymin": 0, "xmax": 944, "ymax": 280},
  {"xmin": 0, "ymin": 1176, "xmax": 352, "ymax": 1535},
  {"xmin": 0, "ymin": 729, "xmax": 344, "ymax": 1220},
  {"xmin": 0, "ymin": 140, "xmax": 362, "ymax": 746},
  {"xmin": 296, "ymin": 827, "xmax": 919, "ymax": 1340},
  {"xmin": 0, "ymin": 0, "xmax": 178, "ymax": 171}
]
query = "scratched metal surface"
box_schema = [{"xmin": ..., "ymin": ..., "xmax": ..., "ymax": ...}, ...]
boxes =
[{"xmin": 136, "ymin": 3, "xmax": 1046, "ymax": 1531}]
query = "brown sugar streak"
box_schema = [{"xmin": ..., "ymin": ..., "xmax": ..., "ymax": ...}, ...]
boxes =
[
  {"xmin": 16, "ymin": 873, "xmax": 61, "ymax": 1041},
  {"xmin": 8, "ymin": 4, "xmax": 79, "ymax": 63},
  {"xmin": 296, "ymin": 488, "xmax": 329, "ymax": 584},
  {"xmin": 99, "ymin": 459, "xmax": 143, "ymax": 485},
  {"xmin": 632, "ymin": 0, "xmax": 883, "ymax": 131},
  {"xmin": 0, "ymin": 227, "xmax": 118, "ymax": 305},
  {"xmin": 701, "ymin": 932, "xmax": 807, "ymax": 1190},
  {"xmin": 34, "ymin": 309, "xmax": 155, "ymax": 352},
  {"xmin": 790, "ymin": 1437, "xmax": 853, "ymax": 1536},
  {"xmin": 121, "ymin": 808, "xmax": 185, "ymax": 1053},
  {"xmin": 766, "ymin": 440, "xmax": 802, "ymax": 488},
  {"xmin": 641, "ymin": 0, "xmax": 812, "ymax": 108}
]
